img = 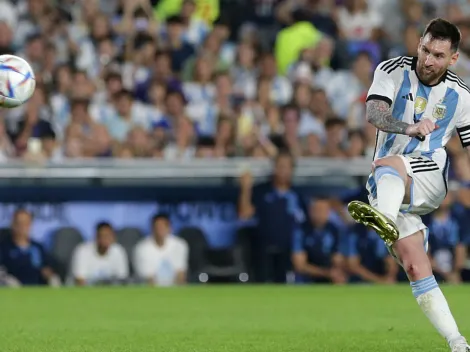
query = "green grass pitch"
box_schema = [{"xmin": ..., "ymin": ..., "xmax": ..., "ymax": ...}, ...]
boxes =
[{"xmin": 1, "ymin": 285, "xmax": 470, "ymax": 351}]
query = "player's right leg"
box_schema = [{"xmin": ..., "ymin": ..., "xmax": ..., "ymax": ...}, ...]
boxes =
[{"xmin": 392, "ymin": 231, "xmax": 469, "ymax": 352}]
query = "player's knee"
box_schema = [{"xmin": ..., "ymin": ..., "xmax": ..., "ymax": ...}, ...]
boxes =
[
  {"xmin": 401, "ymin": 257, "xmax": 433, "ymax": 281},
  {"xmin": 373, "ymin": 156, "xmax": 407, "ymax": 180},
  {"xmin": 403, "ymin": 261, "xmax": 423, "ymax": 280}
]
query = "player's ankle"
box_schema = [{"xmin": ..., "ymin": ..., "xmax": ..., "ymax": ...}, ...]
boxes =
[{"xmin": 448, "ymin": 334, "xmax": 465, "ymax": 346}]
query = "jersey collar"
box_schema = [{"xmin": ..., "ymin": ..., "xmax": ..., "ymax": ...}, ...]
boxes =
[{"xmin": 411, "ymin": 56, "xmax": 447, "ymax": 87}]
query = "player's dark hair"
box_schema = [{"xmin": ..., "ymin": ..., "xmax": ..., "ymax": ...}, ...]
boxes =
[{"xmin": 423, "ymin": 18, "xmax": 461, "ymax": 52}]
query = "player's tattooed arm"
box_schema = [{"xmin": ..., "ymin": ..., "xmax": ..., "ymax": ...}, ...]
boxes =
[{"xmin": 366, "ymin": 100, "xmax": 410, "ymax": 135}]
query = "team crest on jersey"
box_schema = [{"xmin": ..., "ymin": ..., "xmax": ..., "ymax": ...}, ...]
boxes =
[
  {"xmin": 414, "ymin": 97, "xmax": 427, "ymax": 114},
  {"xmin": 432, "ymin": 102, "xmax": 447, "ymax": 120}
]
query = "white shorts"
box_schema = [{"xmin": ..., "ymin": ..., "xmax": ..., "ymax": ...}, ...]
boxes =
[{"xmin": 367, "ymin": 154, "xmax": 448, "ymax": 245}]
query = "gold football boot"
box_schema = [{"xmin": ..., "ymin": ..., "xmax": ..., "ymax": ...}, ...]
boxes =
[{"xmin": 347, "ymin": 201, "xmax": 399, "ymax": 247}]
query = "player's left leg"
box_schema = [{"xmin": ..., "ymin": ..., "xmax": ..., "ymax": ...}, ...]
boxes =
[
  {"xmin": 392, "ymin": 231, "xmax": 469, "ymax": 352},
  {"xmin": 349, "ymin": 155, "xmax": 410, "ymax": 246}
]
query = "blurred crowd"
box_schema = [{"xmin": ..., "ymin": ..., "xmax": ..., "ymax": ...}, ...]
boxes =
[
  {"xmin": 3, "ymin": 0, "xmax": 470, "ymax": 287},
  {"xmin": 0, "ymin": 0, "xmax": 469, "ymax": 161},
  {"xmin": 2, "ymin": 152, "xmax": 470, "ymax": 287}
]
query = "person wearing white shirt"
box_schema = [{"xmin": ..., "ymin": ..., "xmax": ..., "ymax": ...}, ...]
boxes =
[
  {"xmin": 103, "ymin": 89, "xmax": 154, "ymax": 142},
  {"xmin": 71, "ymin": 222, "xmax": 129, "ymax": 286},
  {"xmin": 337, "ymin": 0, "xmax": 383, "ymax": 41},
  {"xmin": 133, "ymin": 214, "xmax": 189, "ymax": 286},
  {"xmin": 324, "ymin": 52, "xmax": 372, "ymax": 122}
]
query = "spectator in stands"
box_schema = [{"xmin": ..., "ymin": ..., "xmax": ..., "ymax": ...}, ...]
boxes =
[
  {"xmin": 294, "ymin": 82, "xmax": 325, "ymax": 139},
  {"xmin": 292, "ymin": 198, "xmax": 346, "ymax": 284},
  {"xmin": 103, "ymin": 89, "xmax": 152, "ymax": 142},
  {"xmin": 133, "ymin": 213, "xmax": 188, "ymax": 286},
  {"xmin": 231, "ymin": 42, "xmax": 258, "ymax": 100},
  {"xmin": 323, "ymin": 118, "xmax": 347, "ymax": 158},
  {"xmin": 179, "ymin": 0, "xmax": 210, "ymax": 47},
  {"xmin": 324, "ymin": 51, "xmax": 372, "ymax": 122},
  {"xmin": 274, "ymin": 8, "xmax": 322, "ymax": 75},
  {"xmin": 425, "ymin": 194, "xmax": 470, "ymax": 284},
  {"xmin": 6, "ymin": 84, "xmax": 55, "ymax": 157},
  {"xmin": 214, "ymin": 115, "xmax": 236, "ymax": 157},
  {"xmin": 195, "ymin": 136, "xmax": 216, "ymax": 158},
  {"xmin": 0, "ymin": 209, "xmax": 60, "ymax": 286},
  {"xmin": 70, "ymin": 222, "xmax": 128, "ymax": 286},
  {"xmin": 337, "ymin": 0, "xmax": 383, "ymax": 42},
  {"xmin": 126, "ymin": 126, "xmax": 152, "ymax": 158},
  {"xmin": 161, "ymin": 89, "xmax": 187, "ymax": 126},
  {"xmin": 238, "ymin": 151, "xmax": 306, "ymax": 283},
  {"xmin": 309, "ymin": 88, "xmax": 333, "ymax": 124},
  {"xmin": 163, "ymin": 115, "xmax": 196, "ymax": 160},
  {"xmin": 346, "ymin": 130, "xmax": 367, "ymax": 159},
  {"xmin": 258, "ymin": 53, "xmax": 293, "ymax": 106},
  {"xmin": 342, "ymin": 224, "xmax": 398, "ymax": 284},
  {"xmin": 22, "ymin": 122, "xmax": 61, "ymax": 162},
  {"xmin": 165, "ymin": 15, "xmax": 195, "ymax": 73}
]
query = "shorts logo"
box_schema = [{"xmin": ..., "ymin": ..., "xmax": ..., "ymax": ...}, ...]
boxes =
[
  {"xmin": 414, "ymin": 97, "xmax": 427, "ymax": 114},
  {"xmin": 433, "ymin": 102, "xmax": 447, "ymax": 120}
]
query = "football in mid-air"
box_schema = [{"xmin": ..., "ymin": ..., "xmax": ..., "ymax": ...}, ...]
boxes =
[{"xmin": 0, "ymin": 54, "xmax": 35, "ymax": 108}]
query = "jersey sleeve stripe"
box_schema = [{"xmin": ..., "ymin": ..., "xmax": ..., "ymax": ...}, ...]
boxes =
[
  {"xmin": 384, "ymin": 57, "xmax": 413, "ymax": 74},
  {"xmin": 446, "ymin": 75, "xmax": 470, "ymax": 94},
  {"xmin": 410, "ymin": 159, "xmax": 439, "ymax": 169},
  {"xmin": 410, "ymin": 160, "xmax": 437, "ymax": 165},
  {"xmin": 457, "ymin": 125, "xmax": 470, "ymax": 147},
  {"xmin": 379, "ymin": 56, "xmax": 413, "ymax": 74},
  {"xmin": 412, "ymin": 167, "xmax": 440, "ymax": 174},
  {"xmin": 380, "ymin": 57, "xmax": 402, "ymax": 72},
  {"xmin": 366, "ymin": 94, "xmax": 392, "ymax": 106}
]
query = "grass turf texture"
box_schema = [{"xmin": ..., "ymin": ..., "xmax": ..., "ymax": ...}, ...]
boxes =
[{"xmin": 1, "ymin": 285, "xmax": 470, "ymax": 352}]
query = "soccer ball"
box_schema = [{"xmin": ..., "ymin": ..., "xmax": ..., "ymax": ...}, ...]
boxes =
[{"xmin": 0, "ymin": 55, "xmax": 35, "ymax": 108}]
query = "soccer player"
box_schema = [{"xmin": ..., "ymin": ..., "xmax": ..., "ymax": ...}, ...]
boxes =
[{"xmin": 347, "ymin": 18, "xmax": 470, "ymax": 351}]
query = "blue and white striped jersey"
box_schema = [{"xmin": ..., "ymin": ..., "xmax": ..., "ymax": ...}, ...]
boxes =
[{"xmin": 367, "ymin": 56, "xmax": 470, "ymax": 170}]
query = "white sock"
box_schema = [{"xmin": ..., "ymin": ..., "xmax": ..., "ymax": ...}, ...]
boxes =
[
  {"xmin": 374, "ymin": 166, "xmax": 405, "ymax": 223},
  {"xmin": 411, "ymin": 276, "xmax": 461, "ymax": 343}
]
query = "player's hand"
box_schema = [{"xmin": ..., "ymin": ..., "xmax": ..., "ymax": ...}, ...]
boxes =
[{"xmin": 405, "ymin": 118, "xmax": 438, "ymax": 137}]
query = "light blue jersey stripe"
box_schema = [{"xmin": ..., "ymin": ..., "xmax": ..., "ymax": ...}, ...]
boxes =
[
  {"xmin": 414, "ymin": 83, "xmax": 433, "ymax": 120},
  {"xmin": 403, "ymin": 82, "xmax": 432, "ymax": 154},
  {"xmin": 367, "ymin": 175, "xmax": 377, "ymax": 198},
  {"xmin": 379, "ymin": 71, "xmax": 411, "ymax": 158},
  {"xmin": 429, "ymin": 87, "xmax": 459, "ymax": 151},
  {"xmin": 420, "ymin": 151, "xmax": 434, "ymax": 159}
]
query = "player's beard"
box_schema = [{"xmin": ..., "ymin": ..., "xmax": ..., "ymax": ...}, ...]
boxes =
[{"xmin": 417, "ymin": 64, "xmax": 447, "ymax": 85}]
